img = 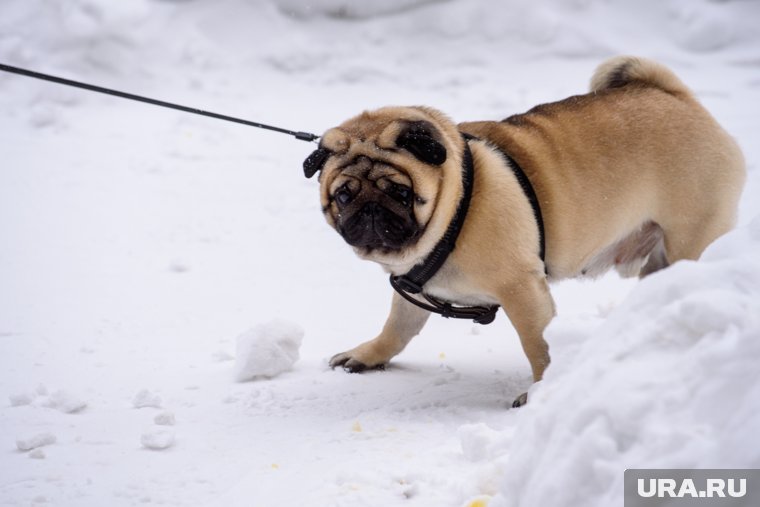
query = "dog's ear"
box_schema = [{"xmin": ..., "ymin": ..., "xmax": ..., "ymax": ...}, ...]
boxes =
[
  {"xmin": 303, "ymin": 147, "xmax": 332, "ymax": 178},
  {"xmin": 396, "ymin": 122, "xmax": 447, "ymax": 166}
]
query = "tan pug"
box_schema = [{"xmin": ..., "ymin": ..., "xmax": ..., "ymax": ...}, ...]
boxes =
[{"xmin": 303, "ymin": 56, "xmax": 745, "ymax": 407}]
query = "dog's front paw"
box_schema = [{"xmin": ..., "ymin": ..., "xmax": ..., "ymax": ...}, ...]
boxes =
[
  {"xmin": 329, "ymin": 342, "xmax": 388, "ymax": 373},
  {"xmin": 511, "ymin": 392, "xmax": 529, "ymax": 408},
  {"xmin": 329, "ymin": 352, "xmax": 369, "ymax": 372}
]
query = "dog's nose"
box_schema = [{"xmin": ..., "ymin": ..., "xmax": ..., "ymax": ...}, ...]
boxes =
[{"xmin": 361, "ymin": 202, "xmax": 380, "ymax": 217}]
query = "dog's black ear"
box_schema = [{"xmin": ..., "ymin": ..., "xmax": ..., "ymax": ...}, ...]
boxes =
[
  {"xmin": 396, "ymin": 122, "xmax": 447, "ymax": 166},
  {"xmin": 303, "ymin": 147, "xmax": 332, "ymax": 178}
]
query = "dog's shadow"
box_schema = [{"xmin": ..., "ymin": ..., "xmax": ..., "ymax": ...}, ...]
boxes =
[{"xmin": 314, "ymin": 360, "xmax": 532, "ymax": 416}]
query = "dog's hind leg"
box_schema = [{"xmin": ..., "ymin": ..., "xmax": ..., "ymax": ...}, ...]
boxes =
[
  {"xmin": 639, "ymin": 236, "xmax": 669, "ymax": 278},
  {"xmin": 659, "ymin": 208, "xmax": 737, "ymax": 267}
]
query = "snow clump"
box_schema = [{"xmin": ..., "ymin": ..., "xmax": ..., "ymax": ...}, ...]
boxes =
[
  {"xmin": 141, "ymin": 429, "xmax": 175, "ymax": 450},
  {"xmin": 133, "ymin": 389, "xmax": 163, "ymax": 409},
  {"xmin": 9, "ymin": 387, "xmax": 86, "ymax": 413},
  {"xmin": 17, "ymin": 433, "xmax": 56, "ymax": 452},
  {"xmin": 234, "ymin": 320, "xmax": 304, "ymax": 381},
  {"xmin": 154, "ymin": 411, "xmax": 176, "ymax": 426},
  {"xmin": 44, "ymin": 390, "xmax": 87, "ymax": 413}
]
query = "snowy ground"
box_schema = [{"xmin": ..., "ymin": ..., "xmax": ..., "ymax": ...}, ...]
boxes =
[{"xmin": 1, "ymin": 0, "xmax": 759, "ymax": 506}]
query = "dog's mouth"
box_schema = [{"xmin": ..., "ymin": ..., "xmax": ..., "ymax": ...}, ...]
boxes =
[{"xmin": 339, "ymin": 201, "xmax": 419, "ymax": 251}]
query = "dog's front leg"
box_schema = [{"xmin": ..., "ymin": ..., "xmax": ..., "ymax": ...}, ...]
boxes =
[
  {"xmin": 497, "ymin": 273, "xmax": 555, "ymax": 407},
  {"xmin": 330, "ymin": 291, "xmax": 431, "ymax": 372}
]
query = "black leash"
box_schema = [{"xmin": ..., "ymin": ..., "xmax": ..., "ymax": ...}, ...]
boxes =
[
  {"xmin": 0, "ymin": 62, "xmax": 319, "ymax": 143},
  {"xmin": 1, "ymin": 62, "xmax": 545, "ymax": 325}
]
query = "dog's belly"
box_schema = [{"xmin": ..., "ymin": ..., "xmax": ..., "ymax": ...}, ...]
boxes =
[{"xmin": 576, "ymin": 221, "xmax": 664, "ymax": 279}]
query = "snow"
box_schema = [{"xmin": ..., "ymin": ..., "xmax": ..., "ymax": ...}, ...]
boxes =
[
  {"xmin": 45, "ymin": 390, "xmax": 88, "ymax": 414},
  {"xmin": 1, "ymin": 0, "xmax": 759, "ymax": 506},
  {"xmin": 140, "ymin": 429, "xmax": 176, "ymax": 451},
  {"xmin": 133, "ymin": 389, "xmax": 163, "ymax": 409},
  {"xmin": 459, "ymin": 423, "xmax": 512, "ymax": 464},
  {"xmin": 8, "ymin": 392, "xmax": 35, "ymax": 407},
  {"xmin": 233, "ymin": 320, "xmax": 304, "ymax": 380},
  {"xmin": 488, "ymin": 218, "xmax": 760, "ymax": 507},
  {"xmin": 16, "ymin": 433, "xmax": 57, "ymax": 452},
  {"xmin": 275, "ymin": 0, "xmax": 446, "ymax": 20},
  {"xmin": 8, "ymin": 387, "xmax": 88, "ymax": 413},
  {"xmin": 28, "ymin": 448, "xmax": 47, "ymax": 460},
  {"xmin": 154, "ymin": 411, "xmax": 176, "ymax": 426}
]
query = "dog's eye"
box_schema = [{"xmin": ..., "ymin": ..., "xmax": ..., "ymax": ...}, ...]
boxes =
[
  {"xmin": 335, "ymin": 188, "xmax": 352, "ymax": 205},
  {"xmin": 390, "ymin": 185, "xmax": 413, "ymax": 206}
]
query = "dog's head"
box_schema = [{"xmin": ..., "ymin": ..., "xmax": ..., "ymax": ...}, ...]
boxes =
[{"xmin": 303, "ymin": 106, "xmax": 466, "ymax": 268}]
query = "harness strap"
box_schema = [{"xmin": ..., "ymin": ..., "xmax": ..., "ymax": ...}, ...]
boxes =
[
  {"xmin": 498, "ymin": 150, "xmax": 545, "ymax": 263},
  {"xmin": 388, "ymin": 133, "xmax": 546, "ymax": 325},
  {"xmin": 391, "ymin": 136, "xmax": 475, "ymax": 296}
]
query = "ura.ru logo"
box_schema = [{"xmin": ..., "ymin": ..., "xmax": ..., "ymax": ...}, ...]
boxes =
[{"xmin": 637, "ymin": 478, "xmax": 746, "ymax": 499}]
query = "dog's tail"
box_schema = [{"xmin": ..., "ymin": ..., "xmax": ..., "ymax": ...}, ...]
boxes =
[{"xmin": 590, "ymin": 56, "xmax": 692, "ymax": 97}]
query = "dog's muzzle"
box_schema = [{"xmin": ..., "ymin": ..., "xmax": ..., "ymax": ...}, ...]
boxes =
[{"xmin": 340, "ymin": 202, "xmax": 417, "ymax": 250}]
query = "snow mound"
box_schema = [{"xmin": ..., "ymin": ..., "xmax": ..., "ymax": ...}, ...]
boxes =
[
  {"xmin": 234, "ymin": 320, "xmax": 304, "ymax": 381},
  {"xmin": 458, "ymin": 423, "xmax": 512, "ymax": 463},
  {"xmin": 476, "ymin": 217, "xmax": 760, "ymax": 507},
  {"xmin": 154, "ymin": 411, "xmax": 176, "ymax": 426},
  {"xmin": 44, "ymin": 390, "xmax": 87, "ymax": 413},
  {"xmin": 28, "ymin": 448, "xmax": 46, "ymax": 460},
  {"xmin": 9, "ymin": 392, "xmax": 35, "ymax": 407},
  {"xmin": 133, "ymin": 389, "xmax": 163, "ymax": 409},
  {"xmin": 141, "ymin": 429, "xmax": 175, "ymax": 451},
  {"xmin": 17, "ymin": 433, "xmax": 56, "ymax": 452},
  {"xmin": 9, "ymin": 387, "xmax": 86, "ymax": 413},
  {"xmin": 275, "ymin": 0, "xmax": 445, "ymax": 20}
]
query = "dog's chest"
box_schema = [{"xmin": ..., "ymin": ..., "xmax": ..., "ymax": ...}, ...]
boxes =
[{"xmin": 423, "ymin": 264, "xmax": 500, "ymax": 306}]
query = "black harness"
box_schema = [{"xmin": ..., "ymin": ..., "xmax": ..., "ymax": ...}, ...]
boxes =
[{"xmin": 389, "ymin": 135, "xmax": 545, "ymax": 325}]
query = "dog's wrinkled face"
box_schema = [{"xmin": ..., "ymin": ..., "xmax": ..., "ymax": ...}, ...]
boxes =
[
  {"xmin": 304, "ymin": 106, "xmax": 463, "ymax": 265},
  {"xmin": 325, "ymin": 153, "xmax": 420, "ymax": 250}
]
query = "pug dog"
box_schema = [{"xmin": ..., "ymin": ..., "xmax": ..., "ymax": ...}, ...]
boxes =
[{"xmin": 303, "ymin": 56, "xmax": 745, "ymax": 407}]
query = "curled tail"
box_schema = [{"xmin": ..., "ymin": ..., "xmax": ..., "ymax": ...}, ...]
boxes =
[{"xmin": 590, "ymin": 56, "xmax": 692, "ymax": 97}]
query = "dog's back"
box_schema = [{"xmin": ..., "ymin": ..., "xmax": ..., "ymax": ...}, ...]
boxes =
[{"xmin": 461, "ymin": 56, "xmax": 745, "ymax": 280}]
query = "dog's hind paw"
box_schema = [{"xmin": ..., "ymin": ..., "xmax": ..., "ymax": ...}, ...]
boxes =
[{"xmin": 512, "ymin": 392, "xmax": 528, "ymax": 408}]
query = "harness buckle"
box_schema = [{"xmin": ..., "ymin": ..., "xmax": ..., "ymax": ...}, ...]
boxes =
[{"xmin": 473, "ymin": 309, "xmax": 497, "ymax": 325}]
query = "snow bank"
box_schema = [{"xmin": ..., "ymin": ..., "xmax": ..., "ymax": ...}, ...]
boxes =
[
  {"xmin": 234, "ymin": 320, "xmax": 304, "ymax": 381},
  {"xmin": 473, "ymin": 217, "xmax": 760, "ymax": 507},
  {"xmin": 274, "ymin": 0, "xmax": 447, "ymax": 20}
]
